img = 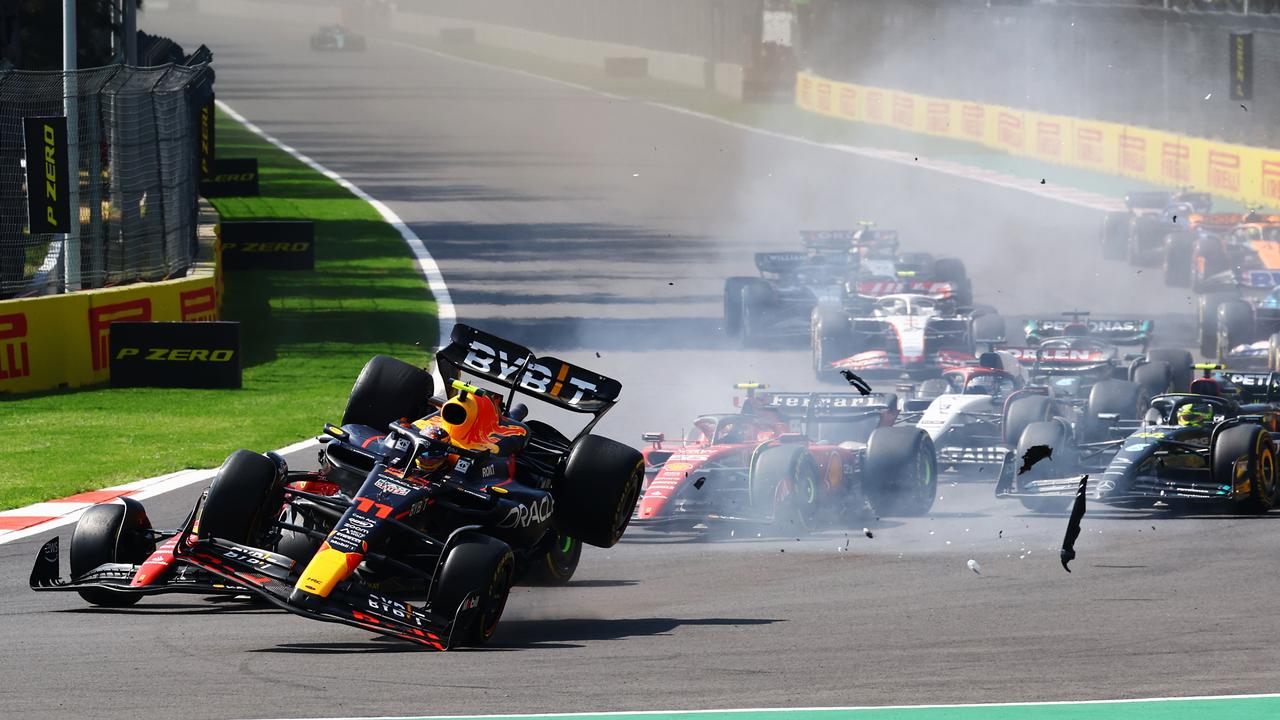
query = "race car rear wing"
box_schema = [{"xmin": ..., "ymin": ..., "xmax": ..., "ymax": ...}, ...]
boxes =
[
  {"xmin": 1216, "ymin": 370, "xmax": 1280, "ymax": 404},
  {"xmin": 1124, "ymin": 191, "xmax": 1172, "ymax": 210},
  {"xmin": 755, "ymin": 251, "xmax": 808, "ymax": 276},
  {"xmin": 756, "ymin": 391, "xmax": 898, "ymax": 416},
  {"xmin": 799, "ymin": 230, "xmax": 856, "ymax": 250},
  {"xmin": 1024, "ymin": 317, "xmax": 1152, "ymax": 347},
  {"xmin": 435, "ymin": 324, "xmax": 621, "ymax": 416},
  {"xmin": 848, "ymin": 279, "xmax": 957, "ymax": 299}
]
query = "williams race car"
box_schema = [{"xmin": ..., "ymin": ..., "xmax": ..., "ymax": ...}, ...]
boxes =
[
  {"xmin": 997, "ymin": 366, "xmax": 1280, "ymax": 513},
  {"xmin": 30, "ymin": 325, "xmax": 644, "ymax": 650},
  {"xmin": 310, "ymin": 25, "xmax": 366, "ymax": 51},
  {"xmin": 634, "ymin": 384, "xmax": 937, "ymax": 532}
]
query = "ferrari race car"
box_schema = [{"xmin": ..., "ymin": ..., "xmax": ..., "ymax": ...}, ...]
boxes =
[
  {"xmin": 1100, "ymin": 190, "xmax": 1212, "ymax": 264},
  {"xmin": 998, "ymin": 366, "xmax": 1280, "ymax": 513},
  {"xmin": 634, "ymin": 384, "xmax": 937, "ymax": 532},
  {"xmin": 30, "ymin": 325, "xmax": 644, "ymax": 650},
  {"xmin": 1193, "ymin": 220, "xmax": 1280, "ymax": 359},
  {"xmin": 310, "ymin": 25, "xmax": 366, "ymax": 51},
  {"xmin": 811, "ymin": 293, "xmax": 1006, "ymax": 382}
]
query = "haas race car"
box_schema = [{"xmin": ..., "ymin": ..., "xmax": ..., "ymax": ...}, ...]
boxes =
[
  {"xmin": 634, "ymin": 384, "xmax": 937, "ymax": 533},
  {"xmin": 998, "ymin": 365, "xmax": 1280, "ymax": 513},
  {"xmin": 30, "ymin": 325, "xmax": 644, "ymax": 650}
]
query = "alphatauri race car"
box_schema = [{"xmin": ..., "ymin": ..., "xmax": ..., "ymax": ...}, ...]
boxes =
[
  {"xmin": 634, "ymin": 384, "xmax": 937, "ymax": 532},
  {"xmin": 310, "ymin": 25, "xmax": 366, "ymax": 51},
  {"xmin": 998, "ymin": 366, "xmax": 1280, "ymax": 513},
  {"xmin": 30, "ymin": 326, "xmax": 644, "ymax": 650},
  {"xmin": 811, "ymin": 293, "xmax": 1006, "ymax": 382}
]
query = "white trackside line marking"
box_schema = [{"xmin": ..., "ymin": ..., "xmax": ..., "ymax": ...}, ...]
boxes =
[
  {"xmin": 0, "ymin": 101, "xmax": 454, "ymax": 545},
  {"xmin": 387, "ymin": 39, "xmax": 1124, "ymax": 213},
  {"xmin": 242, "ymin": 690, "xmax": 1280, "ymax": 720}
]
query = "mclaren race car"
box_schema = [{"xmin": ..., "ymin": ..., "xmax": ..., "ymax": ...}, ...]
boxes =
[
  {"xmin": 1193, "ymin": 219, "xmax": 1280, "ymax": 359},
  {"xmin": 310, "ymin": 25, "xmax": 366, "ymax": 51},
  {"xmin": 30, "ymin": 325, "xmax": 644, "ymax": 650},
  {"xmin": 634, "ymin": 384, "xmax": 937, "ymax": 532},
  {"xmin": 998, "ymin": 366, "xmax": 1280, "ymax": 513},
  {"xmin": 811, "ymin": 293, "xmax": 1006, "ymax": 382}
]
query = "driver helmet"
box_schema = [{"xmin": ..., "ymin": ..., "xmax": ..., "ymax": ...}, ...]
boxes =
[{"xmin": 1176, "ymin": 401, "xmax": 1214, "ymax": 427}]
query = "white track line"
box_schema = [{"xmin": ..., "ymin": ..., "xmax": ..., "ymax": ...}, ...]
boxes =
[
  {"xmin": 387, "ymin": 39, "xmax": 1124, "ymax": 214},
  {"xmin": 0, "ymin": 103, "xmax": 455, "ymax": 545},
  {"xmin": 246, "ymin": 691, "xmax": 1280, "ymax": 720}
]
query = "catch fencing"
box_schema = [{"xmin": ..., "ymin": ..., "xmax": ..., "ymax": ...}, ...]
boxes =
[{"xmin": 0, "ymin": 61, "xmax": 214, "ymax": 299}]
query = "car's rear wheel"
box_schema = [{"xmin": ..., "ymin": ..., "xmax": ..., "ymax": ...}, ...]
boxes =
[
  {"xmin": 1081, "ymin": 380, "xmax": 1148, "ymax": 443},
  {"xmin": 1013, "ymin": 421, "xmax": 1077, "ymax": 514},
  {"xmin": 1131, "ymin": 361, "xmax": 1171, "ymax": 399},
  {"xmin": 1213, "ymin": 424, "xmax": 1278, "ymax": 513},
  {"xmin": 723, "ymin": 277, "xmax": 754, "ymax": 337},
  {"xmin": 1101, "ymin": 212, "xmax": 1129, "ymax": 261},
  {"xmin": 434, "ymin": 532, "xmax": 514, "ymax": 647},
  {"xmin": 1163, "ymin": 232, "xmax": 1193, "ymax": 287},
  {"xmin": 554, "ymin": 435, "xmax": 643, "ymax": 548},
  {"xmin": 342, "ymin": 355, "xmax": 435, "ymax": 429},
  {"xmin": 749, "ymin": 445, "xmax": 822, "ymax": 532},
  {"xmin": 971, "ymin": 313, "xmax": 1006, "ymax": 344},
  {"xmin": 198, "ymin": 450, "xmax": 281, "ymax": 545},
  {"xmin": 70, "ymin": 499, "xmax": 156, "ymax": 607},
  {"xmin": 740, "ymin": 282, "xmax": 772, "ymax": 348},
  {"xmin": 1003, "ymin": 394, "xmax": 1054, "ymax": 446},
  {"xmin": 864, "ymin": 427, "xmax": 937, "ymax": 516},
  {"xmin": 812, "ymin": 304, "xmax": 853, "ymax": 382},
  {"xmin": 1145, "ymin": 348, "xmax": 1193, "ymax": 393},
  {"xmin": 523, "ymin": 530, "xmax": 582, "ymax": 585},
  {"xmin": 1217, "ymin": 300, "xmax": 1255, "ymax": 363},
  {"xmin": 1198, "ymin": 292, "xmax": 1237, "ymax": 358}
]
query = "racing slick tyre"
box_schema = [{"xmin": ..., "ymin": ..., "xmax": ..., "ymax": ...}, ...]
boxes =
[
  {"xmin": 1162, "ymin": 232, "xmax": 1193, "ymax": 288},
  {"xmin": 1081, "ymin": 380, "xmax": 1148, "ymax": 443},
  {"xmin": 1131, "ymin": 361, "xmax": 1172, "ymax": 399},
  {"xmin": 1212, "ymin": 424, "xmax": 1279, "ymax": 513},
  {"xmin": 555, "ymin": 435, "xmax": 644, "ymax": 548},
  {"xmin": 1145, "ymin": 348, "xmax": 1194, "ymax": 393},
  {"xmin": 748, "ymin": 444, "xmax": 822, "ymax": 532},
  {"xmin": 723, "ymin": 276, "xmax": 755, "ymax": 337},
  {"xmin": 1003, "ymin": 394, "xmax": 1054, "ymax": 446},
  {"xmin": 812, "ymin": 304, "xmax": 853, "ymax": 382},
  {"xmin": 70, "ymin": 499, "xmax": 156, "ymax": 607},
  {"xmin": 1216, "ymin": 300, "xmax": 1255, "ymax": 364},
  {"xmin": 1012, "ymin": 421, "xmax": 1077, "ymax": 514},
  {"xmin": 1101, "ymin": 211, "xmax": 1129, "ymax": 261},
  {"xmin": 523, "ymin": 530, "xmax": 582, "ymax": 585},
  {"xmin": 1191, "ymin": 237, "xmax": 1228, "ymax": 293},
  {"xmin": 740, "ymin": 281, "xmax": 773, "ymax": 348},
  {"xmin": 276, "ymin": 502, "xmax": 326, "ymax": 566},
  {"xmin": 1269, "ymin": 333, "xmax": 1280, "ymax": 372},
  {"xmin": 342, "ymin": 355, "xmax": 435, "ymax": 429},
  {"xmin": 434, "ymin": 531, "xmax": 515, "ymax": 647},
  {"xmin": 933, "ymin": 257, "xmax": 967, "ymax": 284},
  {"xmin": 971, "ymin": 313, "xmax": 1006, "ymax": 344},
  {"xmin": 864, "ymin": 427, "xmax": 937, "ymax": 516},
  {"xmin": 1198, "ymin": 292, "xmax": 1237, "ymax": 358},
  {"xmin": 198, "ymin": 450, "xmax": 282, "ymax": 545},
  {"xmin": 1128, "ymin": 216, "xmax": 1163, "ymax": 266}
]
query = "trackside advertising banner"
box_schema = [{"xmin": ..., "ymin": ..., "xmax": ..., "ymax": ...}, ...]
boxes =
[{"xmin": 795, "ymin": 71, "xmax": 1280, "ymax": 209}]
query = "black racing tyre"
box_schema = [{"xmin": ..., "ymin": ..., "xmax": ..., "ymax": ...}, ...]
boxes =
[
  {"xmin": 523, "ymin": 530, "xmax": 582, "ymax": 586},
  {"xmin": 971, "ymin": 313, "xmax": 1006, "ymax": 344},
  {"xmin": 1198, "ymin": 293, "xmax": 1236, "ymax": 358},
  {"xmin": 1131, "ymin": 361, "xmax": 1172, "ymax": 399},
  {"xmin": 812, "ymin": 304, "xmax": 853, "ymax": 382},
  {"xmin": 949, "ymin": 277, "xmax": 974, "ymax": 307},
  {"xmin": 70, "ymin": 499, "xmax": 156, "ymax": 607},
  {"xmin": 434, "ymin": 531, "xmax": 515, "ymax": 646},
  {"xmin": 1162, "ymin": 232, "xmax": 1193, "ymax": 287},
  {"xmin": 276, "ymin": 502, "xmax": 327, "ymax": 566},
  {"xmin": 1145, "ymin": 348, "xmax": 1193, "ymax": 393},
  {"xmin": 1217, "ymin": 300, "xmax": 1255, "ymax": 363},
  {"xmin": 198, "ymin": 450, "xmax": 281, "ymax": 545},
  {"xmin": 863, "ymin": 427, "xmax": 937, "ymax": 516},
  {"xmin": 933, "ymin": 257, "xmax": 967, "ymax": 284},
  {"xmin": 342, "ymin": 355, "xmax": 435, "ymax": 429},
  {"xmin": 740, "ymin": 281, "xmax": 772, "ymax": 348},
  {"xmin": 1129, "ymin": 216, "xmax": 1163, "ymax": 266},
  {"xmin": 723, "ymin": 277, "xmax": 754, "ymax": 337},
  {"xmin": 1081, "ymin": 380, "xmax": 1148, "ymax": 443},
  {"xmin": 1101, "ymin": 211, "xmax": 1129, "ymax": 261},
  {"xmin": 554, "ymin": 435, "xmax": 644, "ymax": 548},
  {"xmin": 748, "ymin": 444, "xmax": 822, "ymax": 532},
  {"xmin": 1002, "ymin": 394, "xmax": 1054, "ymax": 446},
  {"xmin": 1191, "ymin": 237, "xmax": 1227, "ymax": 293},
  {"xmin": 1013, "ymin": 422, "xmax": 1077, "ymax": 514},
  {"xmin": 1212, "ymin": 424, "xmax": 1278, "ymax": 513}
]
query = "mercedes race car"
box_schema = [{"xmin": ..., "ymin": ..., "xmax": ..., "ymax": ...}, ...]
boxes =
[
  {"xmin": 310, "ymin": 25, "xmax": 366, "ymax": 51},
  {"xmin": 30, "ymin": 325, "xmax": 644, "ymax": 650},
  {"xmin": 634, "ymin": 384, "xmax": 937, "ymax": 533},
  {"xmin": 998, "ymin": 366, "xmax": 1280, "ymax": 513},
  {"xmin": 811, "ymin": 293, "xmax": 1006, "ymax": 382},
  {"xmin": 1013, "ymin": 312, "xmax": 1190, "ymax": 395},
  {"xmin": 1100, "ymin": 190, "xmax": 1212, "ymax": 264}
]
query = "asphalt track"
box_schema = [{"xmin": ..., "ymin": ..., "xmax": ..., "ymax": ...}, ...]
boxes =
[{"xmin": 3, "ymin": 7, "xmax": 1279, "ymax": 720}]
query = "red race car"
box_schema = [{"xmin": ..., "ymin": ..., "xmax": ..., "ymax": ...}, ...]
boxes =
[{"xmin": 633, "ymin": 384, "xmax": 937, "ymax": 534}]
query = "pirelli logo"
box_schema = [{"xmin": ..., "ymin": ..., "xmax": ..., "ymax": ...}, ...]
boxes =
[
  {"xmin": 838, "ymin": 86, "xmax": 857, "ymax": 119},
  {"xmin": 960, "ymin": 104, "xmax": 984, "ymax": 139},
  {"xmin": 1075, "ymin": 127, "xmax": 1103, "ymax": 165},
  {"xmin": 0, "ymin": 312, "xmax": 30, "ymax": 381},
  {"xmin": 865, "ymin": 91, "xmax": 884, "ymax": 122},
  {"xmin": 110, "ymin": 321, "xmax": 242, "ymax": 389},
  {"xmin": 1161, "ymin": 142, "xmax": 1190, "ymax": 184},
  {"xmin": 1119, "ymin": 134, "xmax": 1146, "ymax": 174},
  {"xmin": 89, "ymin": 299, "xmax": 151, "ymax": 372},
  {"xmin": 926, "ymin": 101, "xmax": 950, "ymax": 133},
  {"xmin": 219, "ymin": 220, "xmax": 315, "ymax": 271},
  {"xmin": 1262, "ymin": 160, "xmax": 1280, "ymax": 203},
  {"xmin": 797, "ymin": 75, "xmax": 812, "ymax": 107},
  {"xmin": 1208, "ymin": 150, "xmax": 1241, "ymax": 193},
  {"xmin": 891, "ymin": 94, "xmax": 914, "ymax": 128},
  {"xmin": 996, "ymin": 111, "xmax": 1023, "ymax": 149},
  {"xmin": 200, "ymin": 157, "xmax": 259, "ymax": 198},
  {"xmin": 815, "ymin": 81, "xmax": 831, "ymax": 113},
  {"xmin": 22, "ymin": 116, "xmax": 70, "ymax": 234},
  {"xmin": 1035, "ymin": 120, "xmax": 1061, "ymax": 159}
]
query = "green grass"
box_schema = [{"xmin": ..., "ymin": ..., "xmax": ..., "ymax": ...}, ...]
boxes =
[{"xmin": 0, "ymin": 110, "xmax": 437, "ymax": 510}]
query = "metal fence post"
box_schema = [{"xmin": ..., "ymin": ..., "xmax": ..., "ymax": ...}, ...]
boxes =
[{"xmin": 63, "ymin": 0, "xmax": 81, "ymax": 291}]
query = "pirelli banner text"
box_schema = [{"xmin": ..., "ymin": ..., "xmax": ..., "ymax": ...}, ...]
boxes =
[
  {"xmin": 0, "ymin": 274, "xmax": 218, "ymax": 394},
  {"xmin": 23, "ymin": 116, "xmax": 71, "ymax": 234},
  {"xmin": 110, "ymin": 321, "xmax": 241, "ymax": 389},
  {"xmin": 795, "ymin": 72, "xmax": 1280, "ymax": 209}
]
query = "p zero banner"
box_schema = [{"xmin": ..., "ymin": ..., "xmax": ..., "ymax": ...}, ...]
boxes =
[
  {"xmin": 795, "ymin": 71, "xmax": 1280, "ymax": 210},
  {"xmin": 200, "ymin": 157, "xmax": 259, "ymax": 197},
  {"xmin": 22, "ymin": 116, "xmax": 70, "ymax": 234},
  {"xmin": 109, "ymin": 321, "xmax": 241, "ymax": 389},
  {"xmin": 219, "ymin": 220, "xmax": 315, "ymax": 270},
  {"xmin": 199, "ymin": 93, "xmax": 216, "ymax": 181},
  {"xmin": 1231, "ymin": 32, "xmax": 1253, "ymax": 102}
]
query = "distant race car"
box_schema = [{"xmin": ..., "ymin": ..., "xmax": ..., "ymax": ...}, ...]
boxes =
[
  {"xmin": 30, "ymin": 325, "xmax": 643, "ymax": 650},
  {"xmin": 1160, "ymin": 212, "xmax": 1257, "ymax": 289},
  {"xmin": 1100, "ymin": 190, "xmax": 1212, "ymax": 264},
  {"xmin": 1192, "ymin": 220, "xmax": 1280, "ymax": 359},
  {"xmin": 998, "ymin": 366, "xmax": 1280, "ymax": 513},
  {"xmin": 634, "ymin": 384, "xmax": 937, "ymax": 532},
  {"xmin": 311, "ymin": 25, "xmax": 366, "ymax": 51},
  {"xmin": 811, "ymin": 293, "xmax": 1006, "ymax": 382}
]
